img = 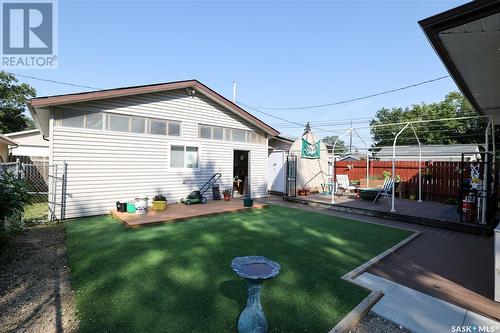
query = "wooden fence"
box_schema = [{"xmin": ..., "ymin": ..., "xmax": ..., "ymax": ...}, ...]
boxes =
[{"xmin": 334, "ymin": 160, "xmax": 484, "ymax": 203}]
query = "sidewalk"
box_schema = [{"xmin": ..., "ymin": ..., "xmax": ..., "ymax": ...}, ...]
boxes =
[{"xmin": 355, "ymin": 273, "xmax": 500, "ymax": 333}]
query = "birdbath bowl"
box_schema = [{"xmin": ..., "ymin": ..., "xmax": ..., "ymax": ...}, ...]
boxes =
[{"xmin": 231, "ymin": 256, "xmax": 280, "ymax": 333}]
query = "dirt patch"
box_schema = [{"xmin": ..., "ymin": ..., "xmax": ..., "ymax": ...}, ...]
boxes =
[
  {"xmin": 0, "ymin": 224, "xmax": 79, "ymax": 333},
  {"xmin": 351, "ymin": 311, "xmax": 409, "ymax": 333}
]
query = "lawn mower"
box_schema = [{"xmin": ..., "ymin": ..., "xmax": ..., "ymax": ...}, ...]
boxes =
[{"xmin": 181, "ymin": 173, "xmax": 222, "ymax": 205}]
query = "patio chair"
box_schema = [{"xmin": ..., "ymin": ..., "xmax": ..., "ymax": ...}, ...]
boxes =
[
  {"xmin": 373, "ymin": 178, "xmax": 395, "ymax": 205},
  {"xmin": 336, "ymin": 174, "xmax": 357, "ymax": 196}
]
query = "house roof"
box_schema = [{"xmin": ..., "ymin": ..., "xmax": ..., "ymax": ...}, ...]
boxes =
[
  {"xmin": 4, "ymin": 129, "xmax": 40, "ymax": 137},
  {"xmin": 27, "ymin": 79, "xmax": 279, "ymax": 137},
  {"xmin": 374, "ymin": 144, "xmax": 482, "ymax": 158},
  {"xmin": 419, "ymin": 0, "xmax": 500, "ymax": 121},
  {"xmin": 0, "ymin": 134, "xmax": 18, "ymax": 146}
]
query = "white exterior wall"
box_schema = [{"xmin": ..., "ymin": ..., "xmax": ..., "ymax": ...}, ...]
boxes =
[
  {"xmin": 7, "ymin": 130, "xmax": 49, "ymax": 157},
  {"xmin": 50, "ymin": 90, "xmax": 269, "ymax": 218}
]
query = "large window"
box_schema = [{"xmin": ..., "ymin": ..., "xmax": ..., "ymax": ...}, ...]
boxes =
[
  {"xmin": 61, "ymin": 111, "xmax": 103, "ymax": 130},
  {"xmin": 60, "ymin": 110, "xmax": 180, "ymax": 137},
  {"xmin": 170, "ymin": 145, "xmax": 199, "ymax": 169},
  {"xmin": 199, "ymin": 124, "xmax": 266, "ymax": 144}
]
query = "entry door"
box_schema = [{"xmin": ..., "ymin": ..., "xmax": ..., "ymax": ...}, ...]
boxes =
[{"xmin": 268, "ymin": 151, "xmax": 285, "ymax": 193}]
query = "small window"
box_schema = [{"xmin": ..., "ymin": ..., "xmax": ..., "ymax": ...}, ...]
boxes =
[
  {"xmin": 213, "ymin": 127, "xmax": 224, "ymax": 140},
  {"xmin": 109, "ymin": 114, "xmax": 129, "ymax": 132},
  {"xmin": 186, "ymin": 147, "xmax": 199, "ymax": 168},
  {"xmin": 131, "ymin": 117, "xmax": 145, "ymax": 133},
  {"xmin": 232, "ymin": 129, "xmax": 246, "ymax": 142},
  {"xmin": 200, "ymin": 126, "xmax": 211, "ymax": 139},
  {"xmin": 62, "ymin": 111, "xmax": 85, "ymax": 128},
  {"xmin": 151, "ymin": 120, "xmax": 167, "ymax": 135},
  {"xmin": 170, "ymin": 146, "xmax": 185, "ymax": 168},
  {"xmin": 86, "ymin": 112, "xmax": 103, "ymax": 130},
  {"xmin": 225, "ymin": 128, "xmax": 232, "ymax": 141},
  {"xmin": 168, "ymin": 122, "xmax": 181, "ymax": 136}
]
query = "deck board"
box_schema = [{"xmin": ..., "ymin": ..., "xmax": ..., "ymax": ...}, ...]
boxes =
[{"xmin": 111, "ymin": 200, "xmax": 266, "ymax": 228}]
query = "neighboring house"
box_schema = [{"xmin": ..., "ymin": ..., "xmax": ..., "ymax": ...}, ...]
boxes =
[
  {"xmin": 27, "ymin": 80, "xmax": 279, "ymax": 218},
  {"xmin": 373, "ymin": 144, "xmax": 483, "ymax": 162},
  {"xmin": 0, "ymin": 134, "xmax": 17, "ymax": 163},
  {"xmin": 4, "ymin": 129, "xmax": 49, "ymax": 160},
  {"xmin": 419, "ymin": 0, "xmax": 500, "ymax": 302},
  {"xmin": 338, "ymin": 154, "xmax": 361, "ymax": 162}
]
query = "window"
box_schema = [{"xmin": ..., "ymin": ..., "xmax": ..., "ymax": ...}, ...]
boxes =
[
  {"xmin": 170, "ymin": 146, "xmax": 185, "ymax": 168},
  {"xmin": 109, "ymin": 114, "xmax": 129, "ymax": 132},
  {"xmin": 198, "ymin": 124, "xmax": 265, "ymax": 144},
  {"xmin": 186, "ymin": 147, "xmax": 199, "ymax": 168},
  {"xmin": 131, "ymin": 117, "xmax": 145, "ymax": 133},
  {"xmin": 232, "ymin": 129, "xmax": 246, "ymax": 142},
  {"xmin": 61, "ymin": 111, "xmax": 85, "ymax": 128},
  {"xmin": 200, "ymin": 126, "xmax": 211, "ymax": 139},
  {"xmin": 150, "ymin": 120, "xmax": 167, "ymax": 135},
  {"xmin": 168, "ymin": 121, "xmax": 181, "ymax": 136},
  {"xmin": 86, "ymin": 112, "xmax": 103, "ymax": 129},
  {"xmin": 213, "ymin": 127, "xmax": 224, "ymax": 140},
  {"xmin": 170, "ymin": 145, "xmax": 199, "ymax": 169}
]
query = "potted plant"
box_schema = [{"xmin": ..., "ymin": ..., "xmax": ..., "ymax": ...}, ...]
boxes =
[
  {"xmin": 152, "ymin": 194, "xmax": 167, "ymax": 211},
  {"xmin": 243, "ymin": 196, "xmax": 254, "ymax": 207},
  {"xmin": 222, "ymin": 189, "xmax": 232, "ymax": 201}
]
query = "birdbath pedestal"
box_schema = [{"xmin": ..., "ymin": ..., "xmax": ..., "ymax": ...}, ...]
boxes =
[{"xmin": 231, "ymin": 256, "xmax": 281, "ymax": 333}]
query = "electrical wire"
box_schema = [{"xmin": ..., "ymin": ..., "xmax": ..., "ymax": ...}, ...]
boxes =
[
  {"xmin": 5, "ymin": 71, "xmax": 102, "ymax": 90},
  {"xmin": 238, "ymin": 75, "xmax": 450, "ymax": 111}
]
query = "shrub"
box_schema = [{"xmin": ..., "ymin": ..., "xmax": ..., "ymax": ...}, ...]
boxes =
[{"xmin": 0, "ymin": 171, "xmax": 31, "ymax": 239}]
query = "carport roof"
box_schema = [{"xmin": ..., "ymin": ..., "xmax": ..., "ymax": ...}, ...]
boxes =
[{"xmin": 419, "ymin": 0, "xmax": 500, "ymax": 121}]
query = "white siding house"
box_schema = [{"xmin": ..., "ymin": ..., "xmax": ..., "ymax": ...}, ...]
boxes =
[
  {"xmin": 4, "ymin": 129, "xmax": 49, "ymax": 159},
  {"xmin": 27, "ymin": 80, "xmax": 279, "ymax": 219}
]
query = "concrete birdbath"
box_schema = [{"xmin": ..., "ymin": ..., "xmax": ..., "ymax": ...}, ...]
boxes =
[{"xmin": 231, "ymin": 256, "xmax": 281, "ymax": 333}]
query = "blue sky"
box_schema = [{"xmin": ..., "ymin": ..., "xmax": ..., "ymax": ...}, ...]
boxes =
[{"xmin": 9, "ymin": 0, "xmax": 468, "ymax": 142}]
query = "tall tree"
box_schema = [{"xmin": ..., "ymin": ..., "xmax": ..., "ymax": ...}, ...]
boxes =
[
  {"xmin": 0, "ymin": 71, "xmax": 36, "ymax": 134},
  {"xmin": 322, "ymin": 135, "xmax": 348, "ymax": 154},
  {"xmin": 370, "ymin": 92, "xmax": 486, "ymax": 147}
]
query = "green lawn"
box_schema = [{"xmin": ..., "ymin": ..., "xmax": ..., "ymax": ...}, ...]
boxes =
[
  {"xmin": 23, "ymin": 202, "xmax": 48, "ymax": 222},
  {"xmin": 65, "ymin": 204, "xmax": 412, "ymax": 333}
]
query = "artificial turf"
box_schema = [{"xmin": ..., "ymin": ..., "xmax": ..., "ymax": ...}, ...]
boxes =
[{"xmin": 65, "ymin": 204, "xmax": 412, "ymax": 333}]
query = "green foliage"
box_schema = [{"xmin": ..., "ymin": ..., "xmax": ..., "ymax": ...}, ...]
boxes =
[
  {"xmin": 322, "ymin": 135, "xmax": 348, "ymax": 154},
  {"xmin": 382, "ymin": 171, "xmax": 401, "ymax": 182},
  {"xmin": 370, "ymin": 92, "xmax": 486, "ymax": 147},
  {"xmin": 0, "ymin": 71, "xmax": 36, "ymax": 134},
  {"xmin": 0, "ymin": 171, "xmax": 31, "ymax": 236}
]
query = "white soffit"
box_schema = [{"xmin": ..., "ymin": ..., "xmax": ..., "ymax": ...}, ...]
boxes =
[{"xmin": 438, "ymin": 12, "xmax": 500, "ymax": 118}]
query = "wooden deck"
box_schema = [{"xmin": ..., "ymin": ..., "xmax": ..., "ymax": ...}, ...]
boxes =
[
  {"xmin": 111, "ymin": 200, "xmax": 266, "ymax": 228},
  {"xmin": 261, "ymin": 196, "xmax": 500, "ymax": 321},
  {"xmin": 285, "ymin": 194, "xmax": 493, "ymax": 235}
]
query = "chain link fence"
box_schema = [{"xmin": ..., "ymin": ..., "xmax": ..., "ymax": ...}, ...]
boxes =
[{"xmin": 1, "ymin": 158, "xmax": 67, "ymax": 224}]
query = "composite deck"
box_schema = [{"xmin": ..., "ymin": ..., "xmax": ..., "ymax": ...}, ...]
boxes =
[
  {"xmin": 111, "ymin": 200, "xmax": 266, "ymax": 228},
  {"xmin": 260, "ymin": 196, "xmax": 500, "ymax": 322},
  {"xmin": 284, "ymin": 193, "xmax": 493, "ymax": 235}
]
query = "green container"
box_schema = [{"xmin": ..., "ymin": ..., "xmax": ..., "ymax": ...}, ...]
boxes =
[
  {"xmin": 127, "ymin": 202, "xmax": 136, "ymax": 213},
  {"xmin": 243, "ymin": 198, "xmax": 254, "ymax": 207}
]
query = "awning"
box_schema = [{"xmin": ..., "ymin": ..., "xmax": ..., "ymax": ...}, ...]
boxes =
[{"xmin": 419, "ymin": 0, "xmax": 500, "ymax": 121}]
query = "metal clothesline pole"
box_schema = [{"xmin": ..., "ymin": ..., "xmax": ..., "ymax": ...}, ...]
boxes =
[
  {"xmin": 331, "ymin": 128, "xmax": 352, "ymax": 204},
  {"xmin": 410, "ymin": 124, "xmax": 422, "ymax": 203}
]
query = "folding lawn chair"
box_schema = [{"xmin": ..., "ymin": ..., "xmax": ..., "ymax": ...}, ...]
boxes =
[
  {"xmin": 373, "ymin": 178, "xmax": 395, "ymax": 205},
  {"xmin": 336, "ymin": 174, "xmax": 357, "ymax": 196}
]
